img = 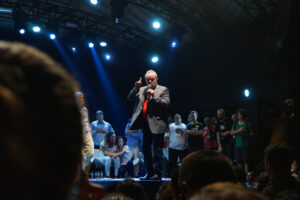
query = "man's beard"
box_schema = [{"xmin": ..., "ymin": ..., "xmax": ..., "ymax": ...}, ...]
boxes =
[{"xmin": 149, "ymin": 83, "xmax": 157, "ymax": 89}]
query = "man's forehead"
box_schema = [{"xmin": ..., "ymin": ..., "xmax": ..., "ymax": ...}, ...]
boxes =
[{"xmin": 145, "ymin": 73, "xmax": 156, "ymax": 78}]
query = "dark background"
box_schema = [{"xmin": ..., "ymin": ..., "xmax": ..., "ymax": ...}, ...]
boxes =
[{"xmin": 1, "ymin": 0, "xmax": 299, "ymax": 165}]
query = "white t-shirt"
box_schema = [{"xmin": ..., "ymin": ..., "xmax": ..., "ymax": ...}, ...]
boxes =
[
  {"xmin": 165, "ymin": 123, "xmax": 187, "ymax": 150},
  {"xmin": 119, "ymin": 145, "xmax": 130, "ymax": 166},
  {"xmin": 100, "ymin": 141, "xmax": 117, "ymax": 154}
]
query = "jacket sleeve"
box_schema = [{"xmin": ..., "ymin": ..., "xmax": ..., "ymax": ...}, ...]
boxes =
[
  {"xmin": 127, "ymin": 87, "xmax": 139, "ymax": 102},
  {"xmin": 151, "ymin": 87, "xmax": 170, "ymax": 108}
]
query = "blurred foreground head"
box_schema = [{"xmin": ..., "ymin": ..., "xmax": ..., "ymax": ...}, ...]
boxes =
[
  {"xmin": 191, "ymin": 182, "xmax": 269, "ymax": 200},
  {"xmin": 179, "ymin": 150, "xmax": 237, "ymax": 199},
  {"xmin": 0, "ymin": 41, "xmax": 82, "ymax": 200}
]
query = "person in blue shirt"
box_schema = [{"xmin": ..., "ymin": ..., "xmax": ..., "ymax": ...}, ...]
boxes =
[
  {"xmin": 91, "ymin": 110, "xmax": 115, "ymax": 149},
  {"xmin": 125, "ymin": 118, "xmax": 143, "ymax": 177}
]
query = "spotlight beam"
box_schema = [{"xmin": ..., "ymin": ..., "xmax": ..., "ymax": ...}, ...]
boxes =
[{"xmin": 90, "ymin": 48, "xmax": 126, "ymax": 124}]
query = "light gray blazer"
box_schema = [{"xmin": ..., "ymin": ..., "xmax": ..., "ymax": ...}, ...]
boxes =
[{"xmin": 127, "ymin": 84, "xmax": 170, "ymax": 134}]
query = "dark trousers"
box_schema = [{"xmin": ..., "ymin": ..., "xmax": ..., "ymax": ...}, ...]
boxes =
[
  {"xmin": 235, "ymin": 146, "xmax": 248, "ymax": 165},
  {"xmin": 168, "ymin": 148, "xmax": 187, "ymax": 174},
  {"xmin": 142, "ymin": 121, "xmax": 164, "ymax": 176},
  {"xmin": 118, "ymin": 160, "xmax": 134, "ymax": 177},
  {"xmin": 222, "ymin": 140, "xmax": 234, "ymax": 161}
]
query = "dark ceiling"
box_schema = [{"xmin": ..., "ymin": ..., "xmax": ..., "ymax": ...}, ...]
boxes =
[{"xmin": 0, "ymin": 0, "xmax": 290, "ymax": 51}]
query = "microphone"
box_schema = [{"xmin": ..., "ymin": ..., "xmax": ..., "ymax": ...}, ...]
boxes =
[{"xmin": 145, "ymin": 85, "xmax": 152, "ymax": 100}]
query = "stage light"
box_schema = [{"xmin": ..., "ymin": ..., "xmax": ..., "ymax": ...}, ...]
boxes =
[
  {"xmin": 71, "ymin": 47, "xmax": 77, "ymax": 53},
  {"xmin": 32, "ymin": 26, "xmax": 41, "ymax": 33},
  {"xmin": 49, "ymin": 33, "xmax": 56, "ymax": 40},
  {"xmin": 90, "ymin": 0, "xmax": 98, "ymax": 5},
  {"xmin": 19, "ymin": 29, "xmax": 26, "ymax": 34},
  {"xmin": 244, "ymin": 89, "xmax": 250, "ymax": 97},
  {"xmin": 0, "ymin": 7, "xmax": 13, "ymax": 13},
  {"xmin": 152, "ymin": 20, "xmax": 161, "ymax": 29},
  {"xmin": 171, "ymin": 40, "xmax": 177, "ymax": 48},
  {"xmin": 105, "ymin": 53, "xmax": 111, "ymax": 61},
  {"xmin": 151, "ymin": 56, "xmax": 159, "ymax": 63},
  {"xmin": 88, "ymin": 42, "xmax": 94, "ymax": 48},
  {"xmin": 100, "ymin": 41, "xmax": 107, "ymax": 47}
]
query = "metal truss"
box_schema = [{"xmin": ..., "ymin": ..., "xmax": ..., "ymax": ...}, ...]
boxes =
[
  {"xmin": 232, "ymin": 0, "xmax": 288, "ymax": 19},
  {"xmin": 1, "ymin": 0, "xmax": 160, "ymax": 49},
  {"xmin": 0, "ymin": 0, "xmax": 291, "ymax": 49},
  {"xmin": 128, "ymin": 0, "xmax": 213, "ymax": 34}
]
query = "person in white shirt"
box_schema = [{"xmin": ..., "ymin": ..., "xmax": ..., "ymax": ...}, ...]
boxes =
[
  {"xmin": 101, "ymin": 132, "xmax": 120, "ymax": 178},
  {"xmin": 165, "ymin": 114, "xmax": 187, "ymax": 174},
  {"xmin": 117, "ymin": 137, "xmax": 134, "ymax": 177}
]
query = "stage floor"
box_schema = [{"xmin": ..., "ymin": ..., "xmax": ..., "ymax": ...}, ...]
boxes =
[{"xmin": 90, "ymin": 177, "xmax": 171, "ymax": 200}]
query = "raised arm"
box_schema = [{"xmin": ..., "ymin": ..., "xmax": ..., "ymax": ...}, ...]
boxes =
[
  {"xmin": 128, "ymin": 77, "xmax": 143, "ymax": 102},
  {"xmin": 185, "ymin": 129, "xmax": 203, "ymax": 135}
]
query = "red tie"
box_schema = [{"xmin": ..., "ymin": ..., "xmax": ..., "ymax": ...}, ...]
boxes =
[{"xmin": 142, "ymin": 99, "xmax": 149, "ymax": 118}]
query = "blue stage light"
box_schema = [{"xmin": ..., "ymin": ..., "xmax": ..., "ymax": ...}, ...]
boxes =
[
  {"xmin": 32, "ymin": 26, "xmax": 41, "ymax": 33},
  {"xmin": 49, "ymin": 33, "xmax": 56, "ymax": 40},
  {"xmin": 71, "ymin": 47, "xmax": 77, "ymax": 53},
  {"xmin": 151, "ymin": 56, "xmax": 159, "ymax": 63},
  {"xmin": 100, "ymin": 41, "xmax": 107, "ymax": 47},
  {"xmin": 171, "ymin": 41, "xmax": 177, "ymax": 48},
  {"xmin": 88, "ymin": 42, "xmax": 94, "ymax": 48},
  {"xmin": 19, "ymin": 29, "xmax": 26, "ymax": 34},
  {"xmin": 152, "ymin": 20, "xmax": 161, "ymax": 29},
  {"xmin": 90, "ymin": 0, "xmax": 98, "ymax": 5},
  {"xmin": 105, "ymin": 54, "xmax": 111, "ymax": 61},
  {"xmin": 244, "ymin": 89, "xmax": 250, "ymax": 97}
]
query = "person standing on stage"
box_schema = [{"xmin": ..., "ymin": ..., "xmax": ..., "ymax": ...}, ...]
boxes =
[
  {"xmin": 127, "ymin": 69, "xmax": 170, "ymax": 180},
  {"xmin": 74, "ymin": 92, "xmax": 94, "ymax": 173},
  {"xmin": 185, "ymin": 111, "xmax": 204, "ymax": 153},
  {"xmin": 230, "ymin": 108, "xmax": 254, "ymax": 173},
  {"xmin": 215, "ymin": 108, "xmax": 234, "ymax": 161},
  {"xmin": 91, "ymin": 110, "xmax": 115, "ymax": 149},
  {"xmin": 165, "ymin": 114, "xmax": 187, "ymax": 174},
  {"xmin": 125, "ymin": 118, "xmax": 142, "ymax": 177}
]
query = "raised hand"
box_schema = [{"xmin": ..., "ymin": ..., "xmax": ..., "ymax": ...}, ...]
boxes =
[{"xmin": 135, "ymin": 77, "xmax": 142, "ymax": 91}]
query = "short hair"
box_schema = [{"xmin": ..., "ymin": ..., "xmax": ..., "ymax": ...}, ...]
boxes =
[
  {"xmin": 190, "ymin": 110, "xmax": 198, "ymax": 118},
  {"xmin": 74, "ymin": 91, "xmax": 83, "ymax": 97},
  {"xmin": 179, "ymin": 150, "xmax": 236, "ymax": 192},
  {"xmin": 0, "ymin": 42, "xmax": 82, "ymax": 200},
  {"xmin": 117, "ymin": 136, "xmax": 124, "ymax": 142},
  {"xmin": 157, "ymin": 181, "xmax": 173, "ymax": 200},
  {"xmin": 233, "ymin": 165, "xmax": 247, "ymax": 184},
  {"xmin": 103, "ymin": 193, "xmax": 133, "ymax": 200},
  {"xmin": 237, "ymin": 108, "xmax": 247, "ymax": 118},
  {"xmin": 217, "ymin": 108, "xmax": 225, "ymax": 114},
  {"xmin": 174, "ymin": 113, "xmax": 182, "ymax": 119},
  {"xmin": 204, "ymin": 116, "xmax": 211, "ymax": 125},
  {"xmin": 145, "ymin": 69, "xmax": 158, "ymax": 78},
  {"xmin": 264, "ymin": 144, "xmax": 292, "ymax": 172},
  {"xmin": 191, "ymin": 182, "xmax": 269, "ymax": 200},
  {"xmin": 115, "ymin": 179, "xmax": 148, "ymax": 200},
  {"xmin": 96, "ymin": 110, "xmax": 104, "ymax": 116}
]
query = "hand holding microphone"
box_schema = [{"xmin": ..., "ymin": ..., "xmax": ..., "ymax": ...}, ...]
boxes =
[{"xmin": 147, "ymin": 87, "xmax": 155, "ymax": 98}]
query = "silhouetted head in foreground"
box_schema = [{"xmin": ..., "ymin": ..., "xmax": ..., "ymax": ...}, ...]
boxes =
[{"xmin": 0, "ymin": 41, "xmax": 82, "ymax": 200}]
